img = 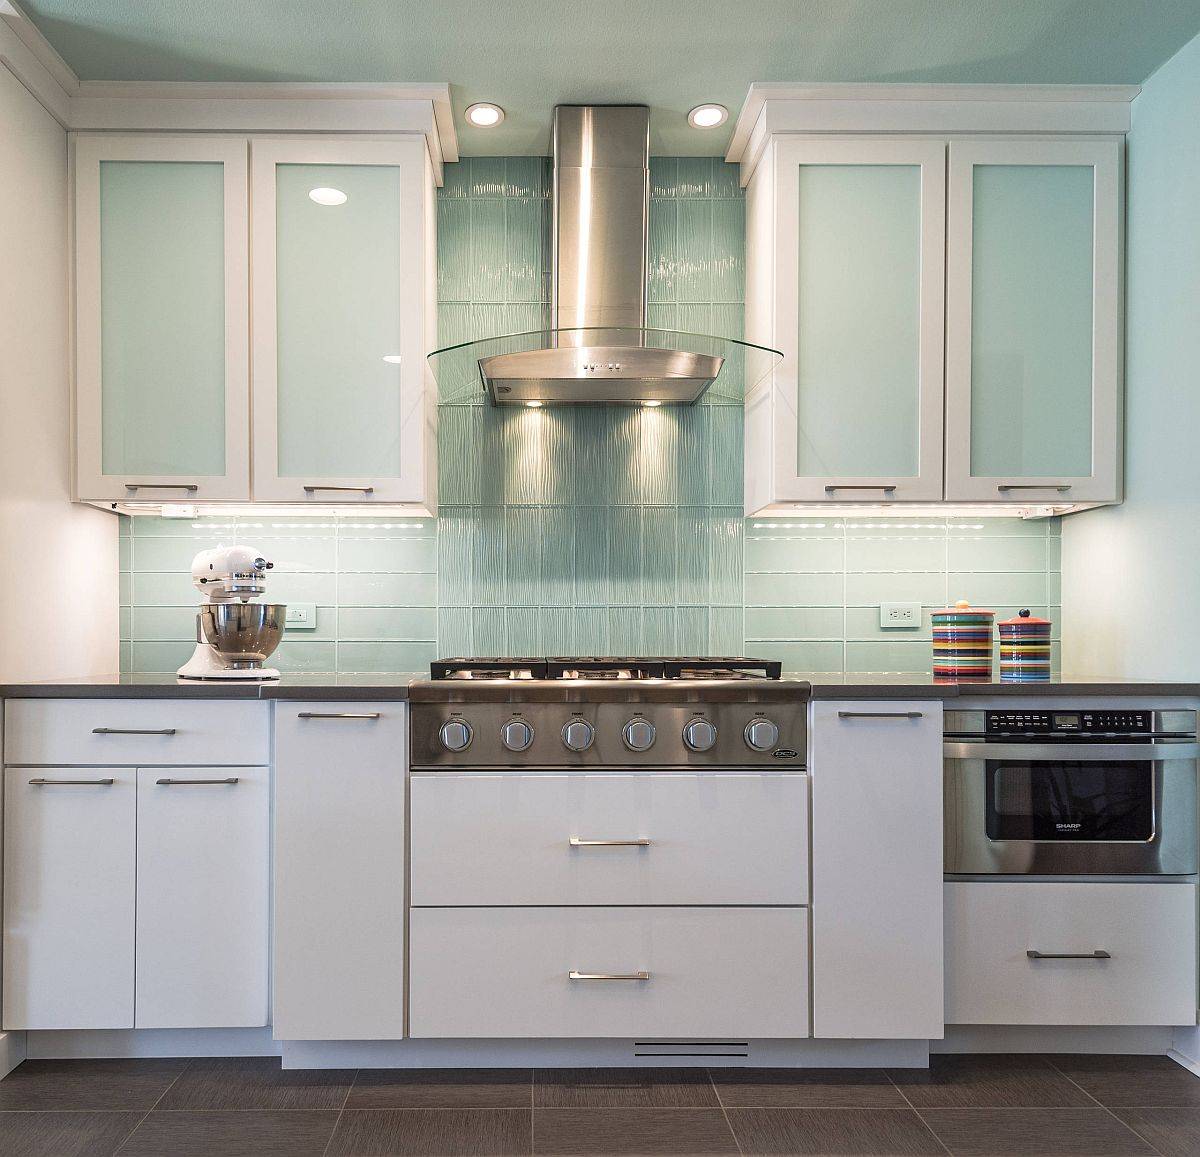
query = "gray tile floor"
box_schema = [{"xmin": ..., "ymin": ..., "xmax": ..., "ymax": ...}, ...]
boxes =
[{"xmin": 0, "ymin": 1053, "xmax": 1198, "ymax": 1155}]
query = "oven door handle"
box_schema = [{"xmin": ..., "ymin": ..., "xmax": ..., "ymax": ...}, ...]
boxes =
[{"xmin": 943, "ymin": 741, "xmax": 1200, "ymax": 762}]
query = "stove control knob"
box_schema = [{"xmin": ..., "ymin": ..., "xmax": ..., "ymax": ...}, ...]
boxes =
[
  {"xmin": 683, "ymin": 718, "xmax": 718, "ymax": 752},
  {"xmin": 561, "ymin": 719, "xmax": 595, "ymax": 752},
  {"xmin": 622, "ymin": 717, "xmax": 656, "ymax": 752},
  {"xmin": 438, "ymin": 718, "xmax": 473, "ymax": 752},
  {"xmin": 501, "ymin": 718, "xmax": 534, "ymax": 752},
  {"xmin": 744, "ymin": 717, "xmax": 780, "ymax": 752}
]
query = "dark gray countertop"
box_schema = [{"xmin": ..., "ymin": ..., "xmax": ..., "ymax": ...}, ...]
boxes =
[{"xmin": 2, "ymin": 673, "xmax": 1197, "ymax": 701}]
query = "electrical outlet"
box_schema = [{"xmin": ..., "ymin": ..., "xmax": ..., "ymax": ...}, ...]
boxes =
[
  {"xmin": 285, "ymin": 603, "xmax": 317, "ymax": 630},
  {"xmin": 880, "ymin": 602, "xmax": 922, "ymax": 629}
]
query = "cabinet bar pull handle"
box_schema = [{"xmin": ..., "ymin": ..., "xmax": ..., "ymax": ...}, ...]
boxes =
[
  {"xmin": 303, "ymin": 485, "xmax": 374, "ymax": 494},
  {"xmin": 155, "ymin": 777, "xmax": 239, "ymax": 786},
  {"xmin": 1027, "ymin": 949, "xmax": 1111, "ymax": 960},
  {"xmin": 569, "ymin": 837, "xmax": 652, "ymax": 847},
  {"xmin": 124, "ymin": 483, "xmax": 199, "ymax": 493},
  {"xmin": 997, "ymin": 484, "xmax": 1072, "ymax": 493},
  {"xmin": 29, "ymin": 778, "xmax": 115, "ymax": 786},
  {"xmin": 93, "ymin": 727, "xmax": 176, "ymax": 735},
  {"xmin": 568, "ymin": 970, "xmax": 651, "ymax": 981},
  {"xmin": 296, "ymin": 712, "xmax": 382, "ymax": 720},
  {"xmin": 824, "ymin": 484, "xmax": 897, "ymax": 493},
  {"xmin": 837, "ymin": 711, "xmax": 924, "ymax": 720}
]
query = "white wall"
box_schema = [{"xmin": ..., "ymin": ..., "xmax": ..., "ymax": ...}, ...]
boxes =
[
  {"xmin": 1061, "ymin": 31, "xmax": 1200, "ymax": 679},
  {"xmin": 0, "ymin": 62, "xmax": 118, "ymax": 680}
]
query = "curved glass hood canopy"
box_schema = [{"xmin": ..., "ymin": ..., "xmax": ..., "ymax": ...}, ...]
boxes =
[
  {"xmin": 427, "ymin": 104, "xmax": 781, "ymax": 407},
  {"xmin": 428, "ymin": 326, "xmax": 782, "ymax": 407}
]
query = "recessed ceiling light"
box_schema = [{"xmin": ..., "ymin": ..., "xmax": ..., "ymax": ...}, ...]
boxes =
[
  {"xmin": 524, "ymin": 400, "xmax": 543, "ymax": 408},
  {"xmin": 308, "ymin": 187, "xmax": 348, "ymax": 206},
  {"xmin": 687, "ymin": 103, "xmax": 729, "ymax": 129},
  {"xmin": 466, "ymin": 102, "xmax": 505, "ymax": 128}
]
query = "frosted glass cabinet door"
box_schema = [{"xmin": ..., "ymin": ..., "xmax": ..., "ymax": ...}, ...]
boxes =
[
  {"xmin": 772, "ymin": 138, "xmax": 946, "ymax": 502},
  {"xmin": 945, "ymin": 138, "xmax": 1122, "ymax": 503},
  {"xmin": 74, "ymin": 136, "xmax": 250, "ymax": 501},
  {"xmin": 251, "ymin": 138, "xmax": 436, "ymax": 504}
]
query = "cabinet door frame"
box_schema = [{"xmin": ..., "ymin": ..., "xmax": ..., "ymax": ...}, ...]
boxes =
[
  {"xmin": 250, "ymin": 136, "xmax": 433, "ymax": 504},
  {"xmin": 74, "ymin": 134, "xmax": 251, "ymax": 502},
  {"xmin": 772, "ymin": 136, "xmax": 946, "ymax": 503},
  {"xmin": 944, "ymin": 135, "xmax": 1122, "ymax": 503}
]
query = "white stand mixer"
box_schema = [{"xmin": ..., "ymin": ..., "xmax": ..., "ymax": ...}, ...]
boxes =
[{"xmin": 177, "ymin": 545, "xmax": 286, "ymax": 680}]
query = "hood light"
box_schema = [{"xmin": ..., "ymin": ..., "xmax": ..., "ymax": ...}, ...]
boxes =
[
  {"xmin": 688, "ymin": 104, "xmax": 728, "ymax": 129},
  {"xmin": 382, "ymin": 355, "xmax": 403, "ymax": 364},
  {"xmin": 524, "ymin": 400, "xmax": 543, "ymax": 408},
  {"xmin": 466, "ymin": 102, "xmax": 505, "ymax": 127},
  {"xmin": 308, "ymin": 187, "xmax": 348, "ymax": 206},
  {"xmin": 643, "ymin": 400, "xmax": 662, "ymax": 407}
]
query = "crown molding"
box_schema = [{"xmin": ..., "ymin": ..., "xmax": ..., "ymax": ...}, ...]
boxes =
[
  {"xmin": 0, "ymin": 0, "xmax": 76, "ymax": 123},
  {"xmin": 727, "ymin": 81, "xmax": 1141, "ymax": 182}
]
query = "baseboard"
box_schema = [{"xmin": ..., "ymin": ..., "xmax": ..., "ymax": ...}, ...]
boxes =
[
  {"xmin": 0, "ymin": 1031, "xmax": 27, "ymax": 1077},
  {"xmin": 26, "ymin": 1027, "xmax": 279, "ymax": 1060},
  {"xmin": 937, "ymin": 1024, "xmax": 1176, "ymax": 1054}
]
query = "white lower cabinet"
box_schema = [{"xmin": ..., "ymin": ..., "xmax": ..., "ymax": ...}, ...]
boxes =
[
  {"xmin": 409, "ymin": 906, "xmax": 809, "ymax": 1039},
  {"xmin": 272, "ymin": 703, "xmax": 407, "ymax": 1039},
  {"xmin": 135, "ymin": 768, "xmax": 269, "ymax": 1028},
  {"xmin": 945, "ymin": 882, "xmax": 1197, "ymax": 1026},
  {"xmin": 3, "ymin": 769, "xmax": 136, "ymax": 1030},
  {"xmin": 410, "ymin": 772, "xmax": 808, "ymax": 906},
  {"xmin": 809, "ymin": 701, "xmax": 944, "ymax": 1039}
]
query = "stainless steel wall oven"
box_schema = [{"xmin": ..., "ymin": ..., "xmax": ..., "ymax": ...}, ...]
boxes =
[{"xmin": 944, "ymin": 708, "xmax": 1198, "ymax": 875}]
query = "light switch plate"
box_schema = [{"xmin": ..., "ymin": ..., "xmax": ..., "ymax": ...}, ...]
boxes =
[
  {"xmin": 880, "ymin": 602, "xmax": 922, "ymax": 629},
  {"xmin": 285, "ymin": 603, "xmax": 317, "ymax": 630}
]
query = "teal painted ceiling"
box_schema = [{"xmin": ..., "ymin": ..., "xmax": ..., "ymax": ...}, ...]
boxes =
[{"xmin": 22, "ymin": 0, "xmax": 1200, "ymax": 154}]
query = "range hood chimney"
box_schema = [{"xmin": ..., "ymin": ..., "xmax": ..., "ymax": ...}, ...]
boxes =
[{"xmin": 478, "ymin": 104, "xmax": 724, "ymax": 406}]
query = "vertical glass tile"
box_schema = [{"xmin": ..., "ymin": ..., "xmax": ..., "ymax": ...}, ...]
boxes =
[
  {"xmin": 643, "ymin": 608, "xmax": 677, "ymax": 653},
  {"xmin": 711, "ymin": 160, "xmax": 741, "ymax": 200},
  {"xmin": 709, "ymin": 509, "xmax": 744, "ymax": 605},
  {"xmin": 647, "ymin": 199, "xmax": 677, "ymax": 303},
  {"xmin": 676, "ymin": 507, "xmax": 711, "ymax": 604},
  {"xmin": 473, "ymin": 506, "xmax": 507, "ymax": 606},
  {"xmin": 469, "ymin": 156, "xmax": 506, "ymax": 198},
  {"xmin": 608, "ymin": 607, "xmax": 643, "ymax": 653},
  {"xmin": 676, "ymin": 607, "xmax": 709, "ymax": 653},
  {"xmin": 711, "ymin": 198, "xmax": 745, "ymax": 303},
  {"xmin": 472, "ymin": 607, "xmax": 507, "ymax": 654},
  {"xmin": 649, "ymin": 156, "xmax": 678, "ymax": 199},
  {"xmin": 436, "ymin": 199, "xmax": 472, "ymax": 300},
  {"xmin": 469, "ymin": 198, "xmax": 506, "ymax": 302},
  {"xmin": 709, "ymin": 607, "xmax": 744, "ymax": 655},
  {"xmin": 438, "ymin": 607, "xmax": 472, "ymax": 655},
  {"xmin": 504, "ymin": 198, "xmax": 544, "ymax": 303},
  {"xmin": 573, "ymin": 507, "xmax": 609, "ymax": 606},
  {"xmin": 674, "ymin": 157, "xmax": 712, "ymax": 199},
  {"xmin": 676, "ymin": 199, "xmax": 713, "ymax": 302},
  {"xmin": 608, "ymin": 508, "xmax": 642, "ymax": 605},
  {"xmin": 641, "ymin": 508, "xmax": 677, "ymax": 605}
]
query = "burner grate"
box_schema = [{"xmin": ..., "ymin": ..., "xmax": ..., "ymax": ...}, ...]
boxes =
[{"xmin": 430, "ymin": 656, "xmax": 783, "ymax": 681}]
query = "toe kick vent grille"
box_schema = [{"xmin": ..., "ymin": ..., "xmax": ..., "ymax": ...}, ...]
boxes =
[{"xmin": 633, "ymin": 1041, "xmax": 750, "ymax": 1059}]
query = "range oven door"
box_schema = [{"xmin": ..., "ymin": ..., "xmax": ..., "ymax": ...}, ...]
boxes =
[{"xmin": 944, "ymin": 740, "xmax": 1199, "ymax": 875}]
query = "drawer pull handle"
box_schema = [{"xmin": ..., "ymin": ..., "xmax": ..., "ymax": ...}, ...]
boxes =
[
  {"xmin": 1027, "ymin": 950, "xmax": 1112, "ymax": 961},
  {"xmin": 997, "ymin": 484, "xmax": 1072, "ymax": 493},
  {"xmin": 568, "ymin": 970, "xmax": 651, "ymax": 982},
  {"xmin": 824, "ymin": 484, "xmax": 897, "ymax": 493},
  {"xmin": 29, "ymin": 778, "xmax": 115, "ymax": 786},
  {"xmin": 837, "ymin": 711, "xmax": 924, "ymax": 720},
  {"xmin": 155, "ymin": 777, "xmax": 239, "ymax": 786},
  {"xmin": 303, "ymin": 485, "xmax": 374, "ymax": 495},
  {"xmin": 124, "ymin": 483, "xmax": 199, "ymax": 493},
  {"xmin": 569, "ymin": 837, "xmax": 651, "ymax": 848},
  {"xmin": 93, "ymin": 727, "xmax": 177, "ymax": 736},
  {"xmin": 296, "ymin": 712, "xmax": 382, "ymax": 720}
]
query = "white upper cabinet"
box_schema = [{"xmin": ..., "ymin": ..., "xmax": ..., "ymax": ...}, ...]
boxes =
[
  {"xmin": 746, "ymin": 137, "xmax": 946, "ymax": 508},
  {"xmin": 74, "ymin": 135, "xmax": 250, "ymax": 502},
  {"xmin": 944, "ymin": 137, "xmax": 1122, "ymax": 504},
  {"xmin": 250, "ymin": 138, "xmax": 437, "ymax": 505}
]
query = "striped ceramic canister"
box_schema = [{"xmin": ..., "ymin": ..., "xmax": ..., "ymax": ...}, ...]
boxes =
[
  {"xmin": 931, "ymin": 600, "xmax": 995, "ymax": 680},
  {"xmin": 998, "ymin": 609, "xmax": 1053, "ymax": 683}
]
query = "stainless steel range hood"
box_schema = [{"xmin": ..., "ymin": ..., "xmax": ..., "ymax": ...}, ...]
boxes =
[{"xmin": 427, "ymin": 104, "xmax": 780, "ymax": 407}]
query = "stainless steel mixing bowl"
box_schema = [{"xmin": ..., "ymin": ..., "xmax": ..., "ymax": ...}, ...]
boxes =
[{"xmin": 199, "ymin": 603, "xmax": 286, "ymax": 668}]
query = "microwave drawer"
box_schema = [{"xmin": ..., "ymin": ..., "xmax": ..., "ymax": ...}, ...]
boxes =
[{"xmin": 945, "ymin": 881, "xmax": 1197, "ymax": 1026}]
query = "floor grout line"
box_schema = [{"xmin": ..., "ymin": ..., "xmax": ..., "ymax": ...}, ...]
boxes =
[
  {"xmin": 320, "ymin": 1067, "xmax": 357, "ymax": 1157},
  {"xmin": 706, "ymin": 1067, "xmax": 744, "ymax": 1156},
  {"xmin": 882, "ymin": 1067, "xmax": 954, "ymax": 1157},
  {"xmin": 1044, "ymin": 1058, "xmax": 1169, "ymax": 1157},
  {"xmin": 111, "ymin": 1059, "xmax": 191, "ymax": 1156}
]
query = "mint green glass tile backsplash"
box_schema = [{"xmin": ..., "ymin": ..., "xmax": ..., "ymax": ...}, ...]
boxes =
[{"xmin": 119, "ymin": 157, "xmax": 1061, "ymax": 674}]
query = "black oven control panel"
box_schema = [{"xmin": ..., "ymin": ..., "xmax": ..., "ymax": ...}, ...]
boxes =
[{"xmin": 986, "ymin": 710, "xmax": 1151, "ymax": 736}]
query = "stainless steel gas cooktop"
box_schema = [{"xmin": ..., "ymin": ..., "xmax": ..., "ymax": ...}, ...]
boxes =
[{"xmin": 409, "ymin": 657, "xmax": 809, "ymax": 770}]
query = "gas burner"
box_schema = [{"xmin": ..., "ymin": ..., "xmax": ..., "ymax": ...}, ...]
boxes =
[
  {"xmin": 429, "ymin": 656, "xmax": 783, "ymax": 681},
  {"xmin": 430, "ymin": 658, "xmax": 548, "ymax": 680}
]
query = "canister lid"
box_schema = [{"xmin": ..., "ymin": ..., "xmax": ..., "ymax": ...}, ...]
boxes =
[
  {"xmin": 933, "ymin": 599, "xmax": 995, "ymax": 617},
  {"xmin": 998, "ymin": 608, "xmax": 1052, "ymax": 627}
]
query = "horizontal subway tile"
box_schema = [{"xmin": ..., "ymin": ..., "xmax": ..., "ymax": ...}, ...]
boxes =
[
  {"xmin": 743, "ymin": 607, "xmax": 845, "ymax": 639},
  {"xmin": 130, "ymin": 641, "xmax": 195, "ymax": 672},
  {"xmin": 845, "ymin": 606, "xmax": 933, "ymax": 641},
  {"xmin": 337, "ymin": 537, "xmax": 437, "ymax": 573},
  {"xmin": 133, "ymin": 606, "xmax": 195, "ymax": 641},
  {"xmin": 745, "ymin": 572, "xmax": 843, "ymax": 607},
  {"xmin": 745, "ymin": 535, "xmax": 844, "ymax": 573},
  {"xmin": 948, "ymin": 571, "xmax": 1049, "ymax": 608},
  {"xmin": 337, "ymin": 573, "xmax": 437, "ymax": 607},
  {"xmin": 119, "ymin": 607, "xmax": 131, "ymax": 642},
  {"xmin": 844, "ymin": 536, "xmax": 948, "ymax": 573},
  {"xmin": 947, "ymin": 516, "xmax": 1051, "ymax": 537},
  {"xmin": 337, "ymin": 608, "xmax": 438, "ymax": 640},
  {"xmin": 746, "ymin": 640, "xmax": 845, "ymax": 672},
  {"xmin": 845, "ymin": 572, "xmax": 947, "ymax": 606},
  {"xmin": 947, "ymin": 536, "xmax": 1050, "ymax": 572},
  {"xmin": 845, "ymin": 640, "xmax": 935, "ymax": 674},
  {"xmin": 336, "ymin": 641, "xmax": 438, "ymax": 672}
]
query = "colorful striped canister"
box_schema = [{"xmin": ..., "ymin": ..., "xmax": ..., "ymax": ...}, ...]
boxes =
[
  {"xmin": 998, "ymin": 609, "xmax": 1053, "ymax": 683},
  {"xmin": 931, "ymin": 600, "xmax": 995, "ymax": 680}
]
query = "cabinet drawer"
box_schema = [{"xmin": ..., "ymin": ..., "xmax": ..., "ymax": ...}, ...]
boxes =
[
  {"xmin": 411, "ymin": 772, "xmax": 808, "ymax": 906},
  {"xmin": 945, "ymin": 882, "xmax": 1197, "ymax": 1026},
  {"xmin": 4, "ymin": 700, "xmax": 269, "ymax": 766},
  {"xmin": 409, "ymin": 907, "xmax": 809, "ymax": 1039}
]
